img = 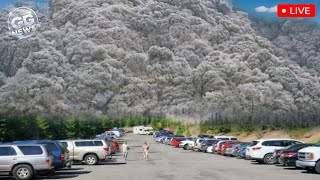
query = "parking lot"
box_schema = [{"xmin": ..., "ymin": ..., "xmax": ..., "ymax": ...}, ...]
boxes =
[{"xmin": 2, "ymin": 133, "xmax": 319, "ymax": 180}]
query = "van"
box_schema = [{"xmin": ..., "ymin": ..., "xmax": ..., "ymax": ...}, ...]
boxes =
[
  {"xmin": 60, "ymin": 140, "xmax": 110, "ymax": 165},
  {"xmin": 213, "ymin": 136, "xmax": 237, "ymax": 141},
  {"xmin": 133, "ymin": 126, "xmax": 154, "ymax": 135},
  {"xmin": 133, "ymin": 126, "xmax": 145, "ymax": 135}
]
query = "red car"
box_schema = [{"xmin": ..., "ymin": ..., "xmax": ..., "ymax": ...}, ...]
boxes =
[
  {"xmin": 171, "ymin": 138, "xmax": 186, "ymax": 147},
  {"xmin": 217, "ymin": 141, "xmax": 230, "ymax": 154}
]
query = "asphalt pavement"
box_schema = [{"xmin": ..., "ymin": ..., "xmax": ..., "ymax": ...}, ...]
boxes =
[{"xmin": 2, "ymin": 133, "xmax": 319, "ymax": 180}]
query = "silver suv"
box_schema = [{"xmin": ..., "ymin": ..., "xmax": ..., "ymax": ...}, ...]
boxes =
[
  {"xmin": 0, "ymin": 144, "xmax": 54, "ymax": 180},
  {"xmin": 60, "ymin": 140, "xmax": 110, "ymax": 165}
]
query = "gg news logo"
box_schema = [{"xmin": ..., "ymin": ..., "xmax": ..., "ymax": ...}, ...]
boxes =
[{"xmin": 7, "ymin": 7, "xmax": 40, "ymax": 39}]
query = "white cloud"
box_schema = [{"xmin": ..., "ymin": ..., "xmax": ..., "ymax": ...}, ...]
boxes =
[
  {"xmin": 255, "ymin": 6, "xmax": 277, "ymax": 13},
  {"xmin": 269, "ymin": 6, "xmax": 277, "ymax": 13}
]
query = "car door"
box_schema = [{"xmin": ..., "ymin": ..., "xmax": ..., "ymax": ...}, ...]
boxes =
[{"xmin": 0, "ymin": 146, "xmax": 17, "ymax": 171}]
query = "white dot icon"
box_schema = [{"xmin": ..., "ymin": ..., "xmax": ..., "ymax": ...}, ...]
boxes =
[{"xmin": 282, "ymin": 9, "xmax": 286, "ymax": 13}]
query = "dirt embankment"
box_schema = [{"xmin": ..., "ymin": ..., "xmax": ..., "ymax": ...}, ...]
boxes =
[
  {"xmin": 192, "ymin": 128, "xmax": 320, "ymax": 143},
  {"xmin": 231, "ymin": 129, "xmax": 320, "ymax": 143}
]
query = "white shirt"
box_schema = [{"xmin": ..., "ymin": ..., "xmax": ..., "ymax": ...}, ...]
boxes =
[{"xmin": 122, "ymin": 144, "xmax": 129, "ymax": 152}]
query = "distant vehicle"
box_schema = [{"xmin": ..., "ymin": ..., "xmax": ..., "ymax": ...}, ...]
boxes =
[
  {"xmin": 59, "ymin": 140, "xmax": 110, "ymax": 165},
  {"xmin": 296, "ymin": 142, "xmax": 320, "ymax": 173},
  {"xmin": 217, "ymin": 141, "xmax": 231, "ymax": 154},
  {"xmin": 222, "ymin": 141, "xmax": 239, "ymax": 156},
  {"xmin": 198, "ymin": 134, "xmax": 214, "ymax": 138},
  {"xmin": 133, "ymin": 126, "xmax": 154, "ymax": 135},
  {"xmin": 191, "ymin": 138, "xmax": 205, "ymax": 151},
  {"xmin": 213, "ymin": 136, "xmax": 237, "ymax": 141},
  {"xmin": 200, "ymin": 139, "xmax": 219, "ymax": 152},
  {"xmin": 277, "ymin": 144, "xmax": 313, "ymax": 167},
  {"xmin": 154, "ymin": 130, "xmax": 174, "ymax": 138},
  {"xmin": 246, "ymin": 139, "xmax": 303, "ymax": 164},
  {"xmin": 165, "ymin": 137, "xmax": 174, "ymax": 145},
  {"xmin": 12, "ymin": 140, "xmax": 72, "ymax": 169},
  {"xmin": 206, "ymin": 145, "xmax": 214, "ymax": 153},
  {"xmin": 0, "ymin": 144, "xmax": 54, "ymax": 180},
  {"xmin": 232, "ymin": 142, "xmax": 251, "ymax": 157},
  {"xmin": 179, "ymin": 138, "xmax": 194, "ymax": 149},
  {"xmin": 171, "ymin": 138, "xmax": 186, "ymax": 147}
]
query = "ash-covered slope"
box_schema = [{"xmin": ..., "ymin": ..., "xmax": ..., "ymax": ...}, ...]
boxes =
[{"xmin": 0, "ymin": 0, "xmax": 319, "ymax": 123}]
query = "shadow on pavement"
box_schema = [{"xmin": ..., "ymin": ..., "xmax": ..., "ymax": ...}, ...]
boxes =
[
  {"xmin": 283, "ymin": 167, "xmax": 303, "ymax": 171},
  {"xmin": 98, "ymin": 161, "xmax": 127, "ymax": 165}
]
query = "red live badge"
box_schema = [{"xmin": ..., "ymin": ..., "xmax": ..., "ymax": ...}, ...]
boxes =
[{"xmin": 277, "ymin": 4, "xmax": 316, "ymax": 18}]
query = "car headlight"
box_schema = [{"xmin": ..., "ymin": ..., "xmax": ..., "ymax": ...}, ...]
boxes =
[{"xmin": 305, "ymin": 153, "xmax": 314, "ymax": 160}]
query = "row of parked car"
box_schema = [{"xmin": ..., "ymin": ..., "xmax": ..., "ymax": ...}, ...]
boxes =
[
  {"xmin": 154, "ymin": 130, "xmax": 320, "ymax": 174},
  {"xmin": 0, "ymin": 128, "xmax": 126, "ymax": 180}
]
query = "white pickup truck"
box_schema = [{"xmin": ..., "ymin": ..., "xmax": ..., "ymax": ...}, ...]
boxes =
[{"xmin": 296, "ymin": 142, "xmax": 320, "ymax": 173}]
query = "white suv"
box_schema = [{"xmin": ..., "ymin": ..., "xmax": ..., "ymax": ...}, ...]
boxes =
[{"xmin": 246, "ymin": 139, "xmax": 302, "ymax": 164}]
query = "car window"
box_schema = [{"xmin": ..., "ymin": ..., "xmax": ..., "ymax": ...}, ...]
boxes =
[
  {"xmin": 75, "ymin": 141, "xmax": 95, "ymax": 147},
  {"xmin": 94, "ymin": 141, "xmax": 103, "ymax": 146},
  {"xmin": 0, "ymin": 147, "xmax": 17, "ymax": 156},
  {"xmin": 18, "ymin": 146, "xmax": 43, "ymax": 155},
  {"xmin": 230, "ymin": 138, "xmax": 237, "ymax": 140},
  {"xmin": 57, "ymin": 142, "xmax": 68, "ymax": 152},
  {"xmin": 218, "ymin": 138, "xmax": 229, "ymax": 140},
  {"xmin": 61, "ymin": 142, "xmax": 68, "ymax": 147},
  {"xmin": 262, "ymin": 140, "xmax": 283, "ymax": 146},
  {"xmin": 285, "ymin": 141, "xmax": 302, "ymax": 146},
  {"xmin": 43, "ymin": 142, "xmax": 59, "ymax": 151},
  {"xmin": 249, "ymin": 141, "xmax": 258, "ymax": 146}
]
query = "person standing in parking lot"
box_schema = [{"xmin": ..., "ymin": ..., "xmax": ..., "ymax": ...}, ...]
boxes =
[
  {"xmin": 143, "ymin": 141, "xmax": 149, "ymax": 160},
  {"xmin": 122, "ymin": 141, "xmax": 129, "ymax": 161}
]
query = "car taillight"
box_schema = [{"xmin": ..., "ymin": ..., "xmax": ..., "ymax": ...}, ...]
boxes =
[
  {"xmin": 277, "ymin": 151, "xmax": 282, "ymax": 155},
  {"xmin": 252, "ymin": 147, "xmax": 262, "ymax": 151},
  {"xmin": 60, "ymin": 154, "xmax": 65, "ymax": 161},
  {"xmin": 45, "ymin": 159, "xmax": 50, "ymax": 164},
  {"xmin": 103, "ymin": 147, "xmax": 109, "ymax": 151},
  {"xmin": 235, "ymin": 147, "xmax": 240, "ymax": 151},
  {"xmin": 283, "ymin": 152, "xmax": 297, "ymax": 157}
]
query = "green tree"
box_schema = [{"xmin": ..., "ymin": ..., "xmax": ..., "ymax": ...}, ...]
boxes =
[
  {"xmin": 65, "ymin": 115, "xmax": 76, "ymax": 139},
  {"xmin": 36, "ymin": 116, "xmax": 51, "ymax": 139}
]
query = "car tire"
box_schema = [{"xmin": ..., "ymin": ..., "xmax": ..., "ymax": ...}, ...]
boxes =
[
  {"xmin": 12, "ymin": 164, "xmax": 34, "ymax": 180},
  {"xmin": 84, "ymin": 154, "xmax": 99, "ymax": 165},
  {"xmin": 183, "ymin": 144, "xmax": 188, "ymax": 150},
  {"xmin": 315, "ymin": 161, "xmax": 320, "ymax": 174},
  {"xmin": 263, "ymin": 153, "xmax": 274, "ymax": 164}
]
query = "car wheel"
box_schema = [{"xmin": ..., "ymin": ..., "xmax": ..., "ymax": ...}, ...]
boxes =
[
  {"xmin": 84, "ymin": 154, "xmax": 99, "ymax": 165},
  {"xmin": 12, "ymin": 164, "xmax": 34, "ymax": 180},
  {"xmin": 315, "ymin": 161, "xmax": 320, "ymax": 174},
  {"xmin": 263, "ymin": 153, "xmax": 274, "ymax": 164},
  {"xmin": 306, "ymin": 168, "xmax": 315, "ymax": 173},
  {"xmin": 183, "ymin": 144, "xmax": 188, "ymax": 150}
]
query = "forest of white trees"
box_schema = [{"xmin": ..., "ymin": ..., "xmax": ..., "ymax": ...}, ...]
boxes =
[{"xmin": 0, "ymin": 0, "xmax": 319, "ymax": 126}]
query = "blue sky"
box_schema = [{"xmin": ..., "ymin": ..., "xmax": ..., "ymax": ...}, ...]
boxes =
[{"xmin": 232, "ymin": 0, "xmax": 320, "ymax": 22}]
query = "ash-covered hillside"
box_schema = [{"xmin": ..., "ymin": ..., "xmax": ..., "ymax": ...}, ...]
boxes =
[{"xmin": 0, "ymin": 0, "xmax": 319, "ymax": 124}]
